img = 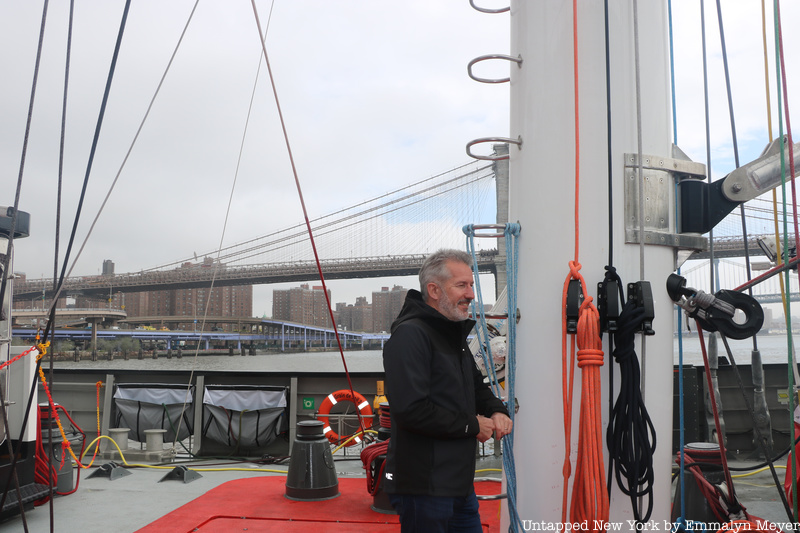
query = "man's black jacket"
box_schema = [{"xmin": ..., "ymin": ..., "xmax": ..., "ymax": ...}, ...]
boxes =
[{"xmin": 382, "ymin": 290, "xmax": 508, "ymax": 496}]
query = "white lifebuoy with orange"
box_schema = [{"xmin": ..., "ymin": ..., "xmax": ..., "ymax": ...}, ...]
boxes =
[{"xmin": 317, "ymin": 389, "xmax": 373, "ymax": 446}]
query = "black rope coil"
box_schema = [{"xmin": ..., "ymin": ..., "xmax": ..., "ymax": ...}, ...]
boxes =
[{"xmin": 606, "ymin": 299, "xmax": 657, "ymax": 523}]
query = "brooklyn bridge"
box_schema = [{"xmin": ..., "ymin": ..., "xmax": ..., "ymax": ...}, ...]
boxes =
[{"xmin": 11, "ymin": 153, "xmax": 799, "ymax": 306}]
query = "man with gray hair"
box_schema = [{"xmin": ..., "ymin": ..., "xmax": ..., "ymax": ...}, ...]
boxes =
[{"xmin": 382, "ymin": 248, "xmax": 512, "ymax": 532}]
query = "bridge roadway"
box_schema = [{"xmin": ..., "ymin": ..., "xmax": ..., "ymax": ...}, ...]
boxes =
[
  {"xmin": 13, "ymin": 253, "xmax": 500, "ymax": 299},
  {"xmin": 13, "ymin": 316, "xmax": 390, "ymax": 352},
  {"xmin": 690, "ymin": 233, "xmax": 795, "ymax": 260}
]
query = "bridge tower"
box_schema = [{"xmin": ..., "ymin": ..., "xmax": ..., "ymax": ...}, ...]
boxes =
[{"xmin": 493, "ymin": 143, "xmax": 509, "ymax": 295}]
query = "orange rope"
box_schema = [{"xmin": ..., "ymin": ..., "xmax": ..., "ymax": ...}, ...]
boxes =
[
  {"xmin": 571, "ymin": 286, "xmax": 609, "ymax": 525},
  {"xmin": 561, "ymin": 270, "xmax": 577, "ymax": 523},
  {"xmin": 560, "ymin": 1, "xmax": 608, "ymax": 528},
  {"xmin": 562, "ymin": 262, "xmax": 609, "ymax": 527},
  {"xmin": 36, "ymin": 358, "xmax": 99, "ymax": 470}
]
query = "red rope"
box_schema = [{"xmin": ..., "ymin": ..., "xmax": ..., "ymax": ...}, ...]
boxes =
[
  {"xmin": 360, "ymin": 440, "xmax": 389, "ymax": 496},
  {"xmin": 249, "ymin": 1, "xmax": 364, "ymax": 434},
  {"xmin": 696, "ymin": 324, "xmax": 742, "ymax": 518}
]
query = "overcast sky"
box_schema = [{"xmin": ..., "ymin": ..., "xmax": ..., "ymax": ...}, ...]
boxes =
[{"xmin": 1, "ymin": 1, "xmax": 797, "ymax": 316}]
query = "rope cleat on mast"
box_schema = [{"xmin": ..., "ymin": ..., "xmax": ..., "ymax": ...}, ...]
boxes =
[
  {"xmin": 597, "ymin": 277, "xmax": 621, "ymax": 334},
  {"xmin": 626, "ymin": 281, "xmax": 655, "ymax": 336},
  {"xmin": 665, "ymin": 274, "xmax": 764, "ymax": 340},
  {"xmin": 565, "ymin": 279, "xmax": 584, "ymax": 334}
]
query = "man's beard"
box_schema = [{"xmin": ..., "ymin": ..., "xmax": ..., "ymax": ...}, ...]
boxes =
[{"xmin": 438, "ymin": 288, "xmax": 470, "ymax": 321}]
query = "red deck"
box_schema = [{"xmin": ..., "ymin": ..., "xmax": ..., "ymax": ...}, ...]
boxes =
[{"xmin": 137, "ymin": 477, "xmax": 502, "ymax": 532}]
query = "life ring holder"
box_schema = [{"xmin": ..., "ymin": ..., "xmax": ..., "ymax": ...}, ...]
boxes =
[{"xmin": 317, "ymin": 389, "xmax": 373, "ymax": 446}]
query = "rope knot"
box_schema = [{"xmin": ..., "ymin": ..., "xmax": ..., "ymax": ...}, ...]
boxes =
[
  {"xmin": 505, "ymin": 223, "xmax": 521, "ymax": 237},
  {"xmin": 36, "ymin": 341, "xmax": 50, "ymax": 359},
  {"xmin": 568, "ymin": 260, "xmax": 582, "ymax": 280}
]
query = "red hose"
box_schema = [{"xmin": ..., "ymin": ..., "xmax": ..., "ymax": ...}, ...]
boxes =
[{"xmin": 35, "ymin": 404, "xmax": 86, "ymax": 504}]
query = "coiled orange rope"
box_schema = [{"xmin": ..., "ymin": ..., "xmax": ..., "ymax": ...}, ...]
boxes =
[
  {"xmin": 560, "ymin": 0, "xmax": 609, "ymax": 528},
  {"xmin": 562, "ymin": 262, "xmax": 609, "ymax": 527}
]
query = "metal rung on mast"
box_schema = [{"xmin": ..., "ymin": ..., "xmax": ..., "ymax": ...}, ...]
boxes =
[
  {"xmin": 468, "ymin": 0, "xmax": 509, "ymax": 14},
  {"xmin": 466, "ymin": 137, "xmax": 521, "ymax": 161},
  {"xmin": 468, "ymin": 54, "xmax": 522, "ymax": 84}
]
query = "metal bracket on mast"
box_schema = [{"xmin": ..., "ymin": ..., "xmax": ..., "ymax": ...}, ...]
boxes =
[{"xmin": 623, "ymin": 147, "xmax": 708, "ymax": 261}]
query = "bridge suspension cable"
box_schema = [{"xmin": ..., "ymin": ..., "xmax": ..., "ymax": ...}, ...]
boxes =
[{"xmin": 140, "ymin": 159, "xmax": 495, "ymax": 271}]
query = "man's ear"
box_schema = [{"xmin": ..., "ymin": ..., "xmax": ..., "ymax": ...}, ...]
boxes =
[{"xmin": 426, "ymin": 282, "xmax": 441, "ymax": 302}]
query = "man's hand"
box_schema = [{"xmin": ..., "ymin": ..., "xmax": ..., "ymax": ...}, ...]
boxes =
[
  {"xmin": 491, "ymin": 412, "xmax": 513, "ymax": 440},
  {"xmin": 476, "ymin": 415, "xmax": 495, "ymax": 442}
]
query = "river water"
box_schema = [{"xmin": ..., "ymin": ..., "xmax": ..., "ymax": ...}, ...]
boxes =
[
  {"xmin": 46, "ymin": 334, "xmax": 800, "ymax": 373},
  {"xmin": 674, "ymin": 333, "xmax": 799, "ymax": 366}
]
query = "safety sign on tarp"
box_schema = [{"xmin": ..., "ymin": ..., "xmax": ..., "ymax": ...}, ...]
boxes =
[
  {"xmin": 202, "ymin": 385, "xmax": 287, "ymax": 449},
  {"xmin": 113, "ymin": 383, "xmax": 194, "ymax": 442}
]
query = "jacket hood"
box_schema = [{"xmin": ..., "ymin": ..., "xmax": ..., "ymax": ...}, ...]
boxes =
[{"xmin": 391, "ymin": 289, "xmax": 475, "ymax": 338}]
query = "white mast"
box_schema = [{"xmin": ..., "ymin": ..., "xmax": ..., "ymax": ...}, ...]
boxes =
[{"xmin": 508, "ymin": 1, "xmax": 677, "ymax": 525}]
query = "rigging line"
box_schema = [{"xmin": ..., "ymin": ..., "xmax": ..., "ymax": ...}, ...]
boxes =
[
  {"xmin": 0, "ymin": 2, "xmax": 50, "ymax": 528},
  {"xmin": 603, "ymin": 0, "xmax": 613, "ymax": 269},
  {"xmin": 773, "ymin": 0, "xmax": 799, "ymax": 521},
  {"xmin": 696, "ymin": 323, "xmax": 742, "ymax": 517},
  {"xmin": 776, "ymin": 3, "xmax": 798, "ymax": 254},
  {"xmin": 718, "ymin": 334, "xmax": 796, "ymax": 523},
  {"xmin": 714, "ymin": 1, "xmax": 757, "ymax": 356},
  {"xmin": 630, "ymin": 3, "xmax": 654, "ymax": 521},
  {"xmin": 42, "ymin": 0, "xmax": 133, "ymax": 344},
  {"xmin": 667, "ymin": 0, "xmax": 688, "ymax": 524},
  {"xmin": 572, "ymin": 0, "xmax": 580, "ymax": 264},
  {"xmin": 633, "ymin": 0, "xmax": 644, "ymax": 282},
  {"xmin": 757, "ymin": 0, "xmax": 789, "ymax": 339},
  {"xmin": 249, "ymin": 0, "xmax": 365, "ymax": 433},
  {"xmin": 768, "ymin": 0, "xmax": 800, "ymax": 390},
  {"xmin": 700, "ymin": 0, "xmax": 715, "ymax": 293},
  {"xmin": 0, "ymin": 0, "xmax": 50, "ymax": 327},
  {"xmin": 631, "ymin": 3, "xmax": 650, "ymax": 493},
  {"xmin": 43, "ymin": 0, "xmax": 199, "ymax": 317},
  {"xmin": 562, "ymin": 1, "xmax": 608, "ymax": 525},
  {"xmin": 174, "ymin": 0, "xmax": 276, "ymax": 449},
  {"xmin": 602, "ymin": 0, "xmax": 616, "ymax": 497},
  {"xmin": 48, "ymin": 0, "xmax": 76, "ymax": 522}
]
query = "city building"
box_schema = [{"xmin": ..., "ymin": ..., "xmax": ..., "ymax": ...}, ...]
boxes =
[
  {"xmin": 335, "ymin": 296, "xmax": 372, "ymax": 332},
  {"xmin": 272, "ymin": 284, "xmax": 332, "ymax": 327},
  {"xmin": 372, "ymin": 285, "xmax": 407, "ymax": 333}
]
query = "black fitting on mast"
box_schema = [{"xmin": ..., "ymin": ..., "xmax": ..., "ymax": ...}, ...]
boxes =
[
  {"xmin": 597, "ymin": 278, "xmax": 621, "ymax": 333},
  {"xmin": 565, "ymin": 279, "xmax": 584, "ymax": 334},
  {"xmin": 626, "ymin": 281, "xmax": 655, "ymax": 336}
]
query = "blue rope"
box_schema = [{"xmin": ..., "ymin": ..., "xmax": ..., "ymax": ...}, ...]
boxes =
[
  {"xmin": 463, "ymin": 224, "xmax": 502, "ymax": 399},
  {"xmin": 503, "ymin": 223, "xmax": 522, "ymax": 532},
  {"xmin": 462, "ymin": 223, "xmax": 523, "ymax": 532},
  {"xmin": 668, "ymin": 2, "xmax": 687, "ymax": 528}
]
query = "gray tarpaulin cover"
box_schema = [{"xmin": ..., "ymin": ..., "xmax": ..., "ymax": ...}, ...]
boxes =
[
  {"xmin": 202, "ymin": 385, "xmax": 287, "ymax": 448},
  {"xmin": 113, "ymin": 384, "xmax": 194, "ymax": 442}
]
